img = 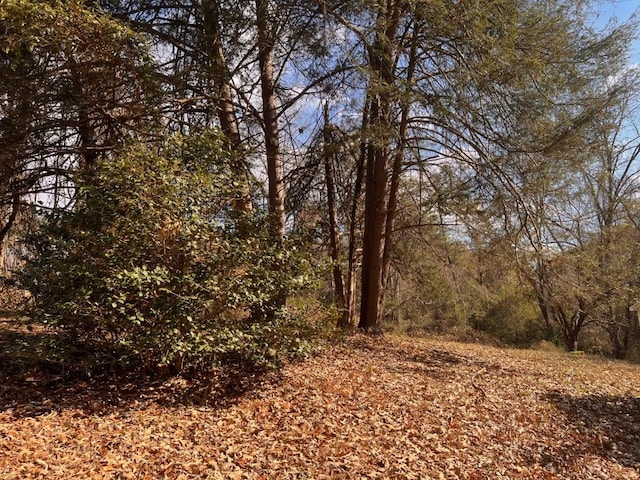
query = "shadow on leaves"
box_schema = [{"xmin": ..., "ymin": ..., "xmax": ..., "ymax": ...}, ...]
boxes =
[
  {"xmin": 0, "ymin": 319, "xmax": 276, "ymax": 418},
  {"xmin": 545, "ymin": 390, "xmax": 640, "ymax": 468}
]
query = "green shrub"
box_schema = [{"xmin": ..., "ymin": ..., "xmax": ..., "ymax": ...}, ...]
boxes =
[
  {"xmin": 20, "ymin": 131, "xmax": 316, "ymax": 372},
  {"xmin": 471, "ymin": 284, "xmax": 545, "ymax": 347}
]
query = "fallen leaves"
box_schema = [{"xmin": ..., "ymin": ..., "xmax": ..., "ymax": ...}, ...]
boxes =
[{"xmin": 1, "ymin": 333, "xmax": 640, "ymax": 478}]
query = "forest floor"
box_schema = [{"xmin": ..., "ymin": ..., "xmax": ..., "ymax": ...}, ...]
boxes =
[{"xmin": 1, "ymin": 319, "xmax": 640, "ymax": 479}]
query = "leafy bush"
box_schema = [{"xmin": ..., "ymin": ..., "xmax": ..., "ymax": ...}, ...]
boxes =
[
  {"xmin": 471, "ymin": 282, "xmax": 545, "ymax": 347},
  {"xmin": 20, "ymin": 131, "xmax": 316, "ymax": 373}
]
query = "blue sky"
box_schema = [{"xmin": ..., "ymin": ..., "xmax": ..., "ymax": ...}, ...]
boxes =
[{"xmin": 597, "ymin": 0, "xmax": 639, "ymax": 63}]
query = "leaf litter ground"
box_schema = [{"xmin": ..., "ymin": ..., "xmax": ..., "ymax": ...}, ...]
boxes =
[{"xmin": 1, "ymin": 327, "xmax": 640, "ymax": 479}]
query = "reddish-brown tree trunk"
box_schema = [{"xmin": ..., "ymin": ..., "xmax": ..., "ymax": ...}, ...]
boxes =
[
  {"xmin": 358, "ymin": 95, "xmax": 390, "ymax": 331},
  {"xmin": 358, "ymin": 0, "xmax": 402, "ymax": 331},
  {"xmin": 379, "ymin": 15, "xmax": 419, "ymax": 309}
]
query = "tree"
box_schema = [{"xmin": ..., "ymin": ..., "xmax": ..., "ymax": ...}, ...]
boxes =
[
  {"xmin": 101, "ymin": 0, "xmax": 334, "ymax": 235},
  {"xmin": 314, "ymin": 0, "xmax": 636, "ymax": 331},
  {"xmin": 6, "ymin": 0, "xmax": 639, "ymax": 351},
  {"xmin": 579, "ymin": 87, "xmax": 640, "ymax": 356},
  {"xmin": 322, "ymin": 104, "xmax": 347, "ymax": 322},
  {"xmin": 255, "ymin": 0, "xmax": 286, "ymax": 238},
  {"xmin": 464, "ymin": 75, "xmax": 640, "ymax": 352},
  {"xmin": 0, "ymin": 0, "xmax": 158, "ymax": 245}
]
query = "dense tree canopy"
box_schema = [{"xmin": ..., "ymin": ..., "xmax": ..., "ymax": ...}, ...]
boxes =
[
  {"xmin": 1, "ymin": 0, "xmax": 640, "ymax": 364},
  {"xmin": 0, "ymin": 0, "xmax": 157, "ymax": 244}
]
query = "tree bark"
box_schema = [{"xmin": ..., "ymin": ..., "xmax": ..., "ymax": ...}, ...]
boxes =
[
  {"xmin": 343, "ymin": 100, "xmax": 369, "ymax": 328},
  {"xmin": 323, "ymin": 104, "xmax": 347, "ymax": 324},
  {"xmin": 70, "ymin": 59, "xmax": 99, "ymax": 170},
  {"xmin": 256, "ymin": 0, "xmax": 285, "ymax": 239},
  {"xmin": 379, "ymin": 14, "xmax": 419, "ymax": 311},
  {"xmin": 203, "ymin": 0, "xmax": 254, "ymax": 212},
  {"xmin": 0, "ymin": 192, "xmax": 20, "ymax": 250},
  {"xmin": 203, "ymin": 0, "xmax": 241, "ymax": 148},
  {"xmin": 557, "ymin": 306, "xmax": 588, "ymax": 351},
  {"xmin": 533, "ymin": 258, "xmax": 556, "ymax": 339},
  {"xmin": 358, "ymin": 0, "xmax": 402, "ymax": 331},
  {"xmin": 358, "ymin": 93, "xmax": 390, "ymax": 331}
]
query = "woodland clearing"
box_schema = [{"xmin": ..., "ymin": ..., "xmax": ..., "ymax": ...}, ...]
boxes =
[{"xmin": 1, "ymin": 320, "xmax": 639, "ymax": 479}]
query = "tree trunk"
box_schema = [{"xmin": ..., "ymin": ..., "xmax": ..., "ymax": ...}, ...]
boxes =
[
  {"xmin": 564, "ymin": 333, "xmax": 579, "ymax": 352},
  {"xmin": 323, "ymin": 104, "xmax": 347, "ymax": 324},
  {"xmin": 557, "ymin": 307, "xmax": 587, "ymax": 351},
  {"xmin": 358, "ymin": 93, "xmax": 390, "ymax": 332},
  {"xmin": 203, "ymin": 0, "xmax": 253, "ymax": 212},
  {"xmin": 358, "ymin": 0, "xmax": 402, "ymax": 331},
  {"xmin": 255, "ymin": 0, "xmax": 285, "ymax": 239},
  {"xmin": 535, "ymin": 287, "xmax": 555, "ymax": 339},
  {"xmin": 203, "ymin": 0, "xmax": 242, "ymax": 149},
  {"xmin": 0, "ymin": 192, "xmax": 20, "ymax": 248},
  {"xmin": 71, "ymin": 59, "xmax": 99, "ymax": 170},
  {"xmin": 0, "ymin": 73, "xmax": 30, "ymax": 248},
  {"xmin": 556, "ymin": 309, "xmax": 577, "ymax": 351},
  {"xmin": 607, "ymin": 306, "xmax": 630, "ymax": 359},
  {"xmin": 343, "ymin": 101, "xmax": 369, "ymax": 328},
  {"xmin": 608, "ymin": 326, "xmax": 626, "ymax": 359},
  {"xmin": 528, "ymin": 256, "xmax": 556, "ymax": 339},
  {"xmin": 379, "ymin": 14, "xmax": 419, "ymax": 308}
]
